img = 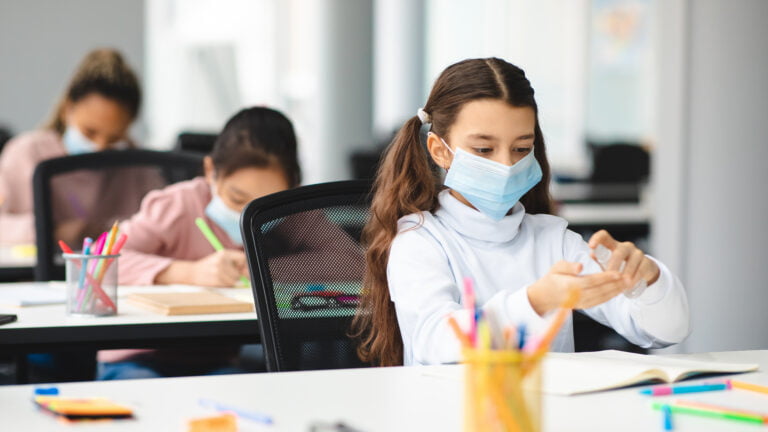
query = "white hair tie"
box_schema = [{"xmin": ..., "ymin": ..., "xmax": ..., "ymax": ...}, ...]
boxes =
[{"xmin": 417, "ymin": 107, "xmax": 431, "ymax": 124}]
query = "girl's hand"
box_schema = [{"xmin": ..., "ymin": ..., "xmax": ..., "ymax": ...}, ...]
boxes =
[
  {"xmin": 588, "ymin": 230, "xmax": 660, "ymax": 290},
  {"xmin": 527, "ymin": 261, "xmax": 626, "ymax": 316},
  {"xmin": 193, "ymin": 249, "xmax": 248, "ymax": 287}
]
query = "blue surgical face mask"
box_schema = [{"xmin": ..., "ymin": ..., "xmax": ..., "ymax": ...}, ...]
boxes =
[
  {"xmin": 62, "ymin": 125, "xmax": 99, "ymax": 155},
  {"xmin": 441, "ymin": 138, "xmax": 542, "ymax": 221},
  {"xmin": 205, "ymin": 188, "xmax": 243, "ymax": 246}
]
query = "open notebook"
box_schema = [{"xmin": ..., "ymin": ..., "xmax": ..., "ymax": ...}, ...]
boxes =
[{"xmin": 542, "ymin": 350, "xmax": 759, "ymax": 395}]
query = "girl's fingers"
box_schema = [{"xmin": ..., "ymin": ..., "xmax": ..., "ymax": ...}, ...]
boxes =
[
  {"xmin": 576, "ymin": 270, "xmax": 622, "ymax": 288},
  {"xmin": 588, "ymin": 229, "xmax": 618, "ymax": 250},
  {"xmin": 578, "ymin": 278, "xmax": 627, "ymax": 308},
  {"xmin": 607, "ymin": 242, "xmax": 633, "ymax": 272},
  {"xmin": 623, "ymin": 248, "xmax": 645, "ymax": 283},
  {"xmin": 551, "ymin": 260, "xmax": 582, "ymax": 276}
]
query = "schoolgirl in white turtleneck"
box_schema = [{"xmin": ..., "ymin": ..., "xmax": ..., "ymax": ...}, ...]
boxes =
[{"xmin": 352, "ymin": 58, "xmax": 689, "ymax": 367}]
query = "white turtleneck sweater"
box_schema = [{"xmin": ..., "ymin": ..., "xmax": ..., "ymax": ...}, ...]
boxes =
[{"xmin": 387, "ymin": 190, "xmax": 690, "ymax": 366}]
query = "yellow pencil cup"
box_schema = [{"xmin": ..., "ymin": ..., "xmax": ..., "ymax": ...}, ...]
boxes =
[{"xmin": 462, "ymin": 348, "xmax": 542, "ymax": 432}]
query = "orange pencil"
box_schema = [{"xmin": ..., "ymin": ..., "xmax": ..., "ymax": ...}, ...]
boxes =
[
  {"xmin": 103, "ymin": 221, "xmax": 119, "ymax": 255},
  {"xmin": 730, "ymin": 379, "xmax": 768, "ymax": 395},
  {"xmin": 447, "ymin": 315, "xmax": 472, "ymax": 349}
]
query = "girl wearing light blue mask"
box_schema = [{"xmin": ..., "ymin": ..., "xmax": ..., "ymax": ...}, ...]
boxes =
[
  {"xmin": 0, "ymin": 49, "xmax": 141, "ymax": 247},
  {"xmin": 102, "ymin": 106, "xmax": 363, "ymax": 380},
  {"xmin": 118, "ymin": 106, "xmax": 302, "ymax": 289},
  {"xmin": 353, "ymin": 58, "xmax": 690, "ymax": 367},
  {"xmin": 100, "ymin": 107, "xmax": 297, "ymax": 381}
]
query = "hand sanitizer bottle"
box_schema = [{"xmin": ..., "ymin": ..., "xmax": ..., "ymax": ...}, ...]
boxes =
[{"xmin": 593, "ymin": 244, "xmax": 647, "ymax": 298}]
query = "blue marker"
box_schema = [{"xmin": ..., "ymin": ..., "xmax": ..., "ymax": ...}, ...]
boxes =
[
  {"xmin": 198, "ymin": 398, "xmax": 273, "ymax": 425},
  {"xmin": 34, "ymin": 387, "xmax": 59, "ymax": 396},
  {"xmin": 639, "ymin": 382, "xmax": 730, "ymax": 396},
  {"xmin": 517, "ymin": 323, "xmax": 527, "ymax": 350},
  {"xmin": 661, "ymin": 404, "xmax": 674, "ymax": 431}
]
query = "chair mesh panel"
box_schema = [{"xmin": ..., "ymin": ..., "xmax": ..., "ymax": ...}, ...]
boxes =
[
  {"xmin": 49, "ymin": 166, "xmax": 168, "ymax": 249},
  {"xmin": 249, "ymin": 195, "xmax": 370, "ymax": 371}
]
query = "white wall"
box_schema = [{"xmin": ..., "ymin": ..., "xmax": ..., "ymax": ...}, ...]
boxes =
[
  {"xmin": 654, "ymin": 0, "xmax": 768, "ymax": 352},
  {"xmin": 0, "ymin": 0, "xmax": 144, "ymax": 135}
]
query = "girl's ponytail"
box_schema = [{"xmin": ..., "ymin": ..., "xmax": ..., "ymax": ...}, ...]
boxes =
[{"xmin": 353, "ymin": 115, "xmax": 441, "ymax": 366}]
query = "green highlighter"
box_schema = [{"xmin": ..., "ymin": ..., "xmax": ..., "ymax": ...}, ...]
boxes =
[
  {"xmin": 651, "ymin": 401, "xmax": 767, "ymax": 425},
  {"xmin": 195, "ymin": 217, "xmax": 250, "ymax": 287}
]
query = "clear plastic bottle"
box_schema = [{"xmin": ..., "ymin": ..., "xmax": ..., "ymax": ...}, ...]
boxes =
[{"xmin": 593, "ymin": 244, "xmax": 647, "ymax": 298}]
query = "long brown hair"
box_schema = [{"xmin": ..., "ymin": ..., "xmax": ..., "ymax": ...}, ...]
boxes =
[
  {"xmin": 44, "ymin": 49, "xmax": 141, "ymax": 135},
  {"xmin": 352, "ymin": 58, "xmax": 554, "ymax": 366}
]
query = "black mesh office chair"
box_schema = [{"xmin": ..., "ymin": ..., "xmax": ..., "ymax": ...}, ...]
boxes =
[
  {"xmin": 32, "ymin": 149, "xmax": 203, "ymax": 281},
  {"xmin": 241, "ymin": 180, "xmax": 372, "ymax": 372}
]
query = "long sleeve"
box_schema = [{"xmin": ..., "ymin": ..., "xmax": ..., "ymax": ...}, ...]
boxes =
[
  {"xmin": 117, "ymin": 190, "xmax": 182, "ymax": 285},
  {"xmin": 563, "ymin": 229, "xmax": 691, "ymax": 348},
  {"xmin": 0, "ymin": 131, "xmax": 64, "ymax": 245}
]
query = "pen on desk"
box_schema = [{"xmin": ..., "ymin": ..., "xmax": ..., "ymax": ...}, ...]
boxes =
[
  {"xmin": 195, "ymin": 217, "xmax": 249, "ymax": 286},
  {"xmin": 198, "ymin": 398, "xmax": 273, "ymax": 425},
  {"xmin": 640, "ymin": 382, "xmax": 730, "ymax": 396},
  {"xmin": 652, "ymin": 401, "xmax": 766, "ymax": 425},
  {"xmin": 661, "ymin": 404, "xmax": 674, "ymax": 431},
  {"xmin": 728, "ymin": 379, "xmax": 768, "ymax": 395}
]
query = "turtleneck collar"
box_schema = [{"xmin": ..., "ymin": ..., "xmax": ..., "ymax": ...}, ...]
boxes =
[{"xmin": 434, "ymin": 189, "xmax": 525, "ymax": 243}]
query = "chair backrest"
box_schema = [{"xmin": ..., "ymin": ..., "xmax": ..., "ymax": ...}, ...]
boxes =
[
  {"xmin": 589, "ymin": 142, "xmax": 650, "ymax": 183},
  {"xmin": 0, "ymin": 126, "xmax": 12, "ymax": 154},
  {"xmin": 174, "ymin": 132, "xmax": 218, "ymax": 154},
  {"xmin": 32, "ymin": 149, "xmax": 203, "ymax": 281},
  {"xmin": 241, "ymin": 180, "xmax": 372, "ymax": 372}
]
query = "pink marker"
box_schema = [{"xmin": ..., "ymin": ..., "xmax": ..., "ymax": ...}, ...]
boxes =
[{"xmin": 463, "ymin": 277, "xmax": 476, "ymax": 347}]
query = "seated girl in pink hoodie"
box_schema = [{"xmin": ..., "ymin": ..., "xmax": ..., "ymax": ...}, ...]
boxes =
[{"xmin": 100, "ymin": 106, "xmax": 363, "ymax": 379}]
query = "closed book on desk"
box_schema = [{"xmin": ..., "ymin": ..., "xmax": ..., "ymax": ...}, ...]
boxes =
[
  {"xmin": 543, "ymin": 350, "xmax": 759, "ymax": 395},
  {"xmin": 126, "ymin": 291, "xmax": 254, "ymax": 315}
]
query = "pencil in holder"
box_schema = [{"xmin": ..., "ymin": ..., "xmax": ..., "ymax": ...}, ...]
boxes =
[
  {"xmin": 462, "ymin": 348, "xmax": 543, "ymax": 432},
  {"xmin": 63, "ymin": 253, "xmax": 120, "ymax": 317}
]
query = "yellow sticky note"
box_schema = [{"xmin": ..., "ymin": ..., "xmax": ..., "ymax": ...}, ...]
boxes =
[{"xmin": 187, "ymin": 413, "xmax": 238, "ymax": 432}]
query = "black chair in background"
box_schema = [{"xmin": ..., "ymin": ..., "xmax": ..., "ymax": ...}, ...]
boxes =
[
  {"xmin": 33, "ymin": 149, "xmax": 203, "ymax": 281},
  {"xmin": 589, "ymin": 142, "xmax": 650, "ymax": 184},
  {"xmin": 26, "ymin": 149, "xmax": 202, "ymax": 383},
  {"xmin": 242, "ymin": 180, "xmax": 372, "ymax": 372},
  {"xmin": 0, "ymin": 126, "xmax": 12, "ymax": 154},
  {"xmin": 174, "ymin": 132, "xmax": 218, "ymax": 155}
]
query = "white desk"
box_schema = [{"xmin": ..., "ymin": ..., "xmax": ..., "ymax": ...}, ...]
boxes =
[
  {"xmin": 0, "ymin": 283, "xmax": 259, "ymax": 353},
  {"xmin": 0, "ymin": 350, "xmax": 765, "ymax": 431}
]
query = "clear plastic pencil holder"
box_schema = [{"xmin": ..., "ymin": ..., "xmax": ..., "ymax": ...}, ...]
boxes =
[
  {"xmin": 63, "ymin": 253, "xmax": 120, "ymax": 317},
  {"xmin": 462, "ymin": 348, "xmax": 542, "ymax": 432}
]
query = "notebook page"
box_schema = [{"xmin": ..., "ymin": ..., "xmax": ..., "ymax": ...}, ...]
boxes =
[{"xmin": 542, "ymin": 350, "xmax": 759, "ymax": 395}]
